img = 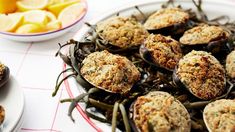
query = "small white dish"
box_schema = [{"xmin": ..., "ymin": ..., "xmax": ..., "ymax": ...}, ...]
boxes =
[
  {"xmin": 0, "ymin": 76, "xmax": 24, "ymax": 132},
  {"xmin": 0, "ymin": 1, "xmax": 87, "ymax": 42}
]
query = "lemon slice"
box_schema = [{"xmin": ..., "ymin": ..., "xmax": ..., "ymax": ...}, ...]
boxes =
[
  {"xmin": 58, "ymin": 3, "xmax": 85, "ymax": 27},
  {"xmin": 0, "ymin": 0, "xmax": 17, "ymax": 13},
  {"xmin": 23, "ymin": 10, "xmax": 48, "ymax": 25},
  {"xmin": 47, "ymin": 0, "xmax": 63, "ymax": 6},
  {"xmin": 0, "ymin": 14, "xmax": 24, "ymax": 32},
  {"xmin": 15, "ymin": 23, "xmax": 43, "ymax": 34},
  {"xmin": 45, "ymin": 11, "xmax": 57, "ymax": 22},
  {"xmin": 17, "ymin": 0, "xmax": 48, "ymax": 11},
  {"xmin": 47, "ymin": 0, "xmax": 80, "ymax": 16},
  {"xmin": 46, "ymin": 20, "xmax": 61, "ymax": 31}
]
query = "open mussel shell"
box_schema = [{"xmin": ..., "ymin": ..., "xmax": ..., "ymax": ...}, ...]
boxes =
[
  {"xmin": 80, "ymin": 50, "xmax": 141, "ymax": 94},
  {"xmin": 0, "ymin": 66, "xmax": 10, "ymax": 88},
  {"xmin": 203, "ymin": 99, "xmax": 235, "ymax": 132},
  {"xmin": 173, "ymin": 50, "xmax": 226, "ymax": 100},
  {"xmin": 129, "ymin": 91, "xmax": 191, "ymax": 132},
  {"xmin": 180, "ymin": 24, "xmax": 230, "ymax": 54},
  {"xmin": 95, "ymin": 16, "xmax": 149, "ymax": 53},
  {"xmin": 95, "ymin": 37, "xmax": 139, "ymax": 53}
]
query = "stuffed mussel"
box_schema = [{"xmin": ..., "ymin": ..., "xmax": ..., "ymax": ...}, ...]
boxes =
[
  {"xmin": 180, "ymin": 24, "xmax": 230, "ymax": 54},
  {"xmin": 140, "ymin": 34, "xmax": 182, "ymax": 71},
  {"xmin": 203, "ymin": 99, "xmax": 235, "ymax": 132},
  {"xmin": 130, "ymin": 91, "xmax": 191, "ymax": 132},
  {"xmin": 144, "ymin": 8, "xmax": 190, "ymax": 35},
  {"xmin": 80, "ymin": 50, "xmax": 141, "ymax": 94},
  {"xmin": 173, "ymin": 50, "xmax": 226, "ymax": 100},
  {"xmin": 96, "ymin": 16, "xmax": 149, "ymax": 50}
]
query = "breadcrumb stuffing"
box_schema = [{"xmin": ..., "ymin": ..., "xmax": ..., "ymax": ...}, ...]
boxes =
[
  {"xmin": 180, "ymin": 24, "xmax": 229, "ymax": 45},
  {"xmin": 144, "ymin": 34, "xmax": 182, "ymax": 70},
  {"xmin": 144, "ymin": 8, "xmax": 189, "ymax": 30},
  {"xmin": 96, "ymin": 16, "xmax": 149, "ymax": 48},
  {"xmin": 204, "ymin": 99, "xmax": 235, "ymax": 132},
  {"xmin": 80, "ymin": 50, "xmax": 140, "ymax": 93},
  {"xmin": 133, "ymin": 91, "xmax": 191, "ymax": 132},
  {"xmin": 176, "ymin": 50, "xmax": 226, "ymax": 100}
]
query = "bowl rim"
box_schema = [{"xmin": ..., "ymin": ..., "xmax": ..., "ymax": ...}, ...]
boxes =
[{"xmin": 0, "ymin": 0, "xmax": 88, "ymax": 37}]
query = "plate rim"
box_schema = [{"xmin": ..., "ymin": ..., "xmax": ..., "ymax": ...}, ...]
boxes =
[{"xmin": 0, "ymin": 75, "xmax": 25, "ymax": 132}]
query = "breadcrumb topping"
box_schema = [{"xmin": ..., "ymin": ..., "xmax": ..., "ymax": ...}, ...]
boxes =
[
  {"xmin": 96, "ymin": 16, "xmax": 149, "ymax": 48},
  {"xmin": 144, "ymin": 34, "xmax": 182, "ymax": 70},
  {"xmin": 204, "ymin": 99, "xmax": 235, "ymax": 132},
  {"xmin": 176, "ymin": 50, "xmax": 226, "ymax": 100},
  {"xmin": 180, "ymin": 24, "xmax": 229, "ymax": 45},
  {"xmin": 133, "ymin": 91, "xmax": 191, "ymax": 132},
  {"xmin": 144, "ymin": 8, "xmax": 189, "ymax": 30},
  {"xmin": 80, "ymin": 50, "xmax": 140, "ymax": 93}
]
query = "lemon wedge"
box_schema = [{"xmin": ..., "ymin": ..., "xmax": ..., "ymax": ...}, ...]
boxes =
[
  {"xmin": 0, "ymin": 0, "xmax": 17, "ymax": 13},
  {"xmin": 16, "ymin": 23, "xmax": 43, "ymax": 34},
  {"xmin": 0, "ymin": 14, "xmax": 24, "ymax": 32},
  {"xmin": 17, "ymin": 0, "xmax": 48, "ymax": 11},
  {"xmin": 45, "ymin": 11, "xmax": 57, "ymax": 22},
  {"xmin": 47, "ymin": 0, "xmax": 80, "ymax": 16},
  {"xmin": 23, "ymin": 10, "xmax": 48, "ymax": 25},
  {"xmin": 58, "ymin": 3, "xmax": 85, "ymax": 27},
  {"xmin": 46, "ymin": 20, "xmax": 61, "ymax": 31}
]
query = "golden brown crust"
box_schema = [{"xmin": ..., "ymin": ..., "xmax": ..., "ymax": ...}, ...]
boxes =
[
  {"xmin": 80, "ymin": 50, "xmax": 140, "ymax": 93},
  {"xmin": 226, "ymin": 50, "xmax": 235, "ymax": 78},
  {"xmin": 176, "ymin": 50, "xmax": 226, "ymax": 100},
  {"xmin": 133, "ymin": 91, "xmax": 191, "ymax": 132},
  {"xmin": 144, "ymin": 8, "xmax": 189, "ymax": 30},
  {"xmin": 96, "ymin": 16, "xmax": 149, "ymax": 48},
  {"xmin": 180, "ymin": 24, "xmax": 229, "ymax": 45},
  {"xmin": 204, "ymin": 99, "xmax": 235, "ymax": 132},
  {"xmin": 0, "ymin": 106, "xmax": 5, "ymax": 125},
  {"xmin": 144, "ymin": 34, "xmax": 182, "ymax": 70}
]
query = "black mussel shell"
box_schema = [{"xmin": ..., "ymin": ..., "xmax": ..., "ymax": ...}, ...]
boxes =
[
  {"xmin": 172, "ymin": 67, "xmax": 185, "ymax": 89},
  {"xmin": 128, "ymin": 101, "xmax": 139, "ymax": 132},
  {"xmin": 147, "ymin": 21, "xmax": 191, "ymax": 39},
  {"xmin": 0, "ymin": 66, "xmax": 10, "ymax": 88},
  {"xmin": 96, "ymin": 38, "xmax": 139, "ymax": 53}
]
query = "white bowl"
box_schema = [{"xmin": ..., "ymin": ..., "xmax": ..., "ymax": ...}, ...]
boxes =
[{"xmin": 0, "ymin": 1, "xmax": 87, "ymax": 42}]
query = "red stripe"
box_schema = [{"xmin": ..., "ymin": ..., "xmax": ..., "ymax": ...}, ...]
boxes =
[{"xmin": 62, "ymin": 63, "xmax": 102, "ymax": 132}]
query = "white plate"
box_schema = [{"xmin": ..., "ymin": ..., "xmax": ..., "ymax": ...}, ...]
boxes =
[
  {"xmin": 64, "ymin": 0, "xmax": 235, "ymax": 131},
  {"xmin": 0, "ymin": 76, "xmax": 24, "ymax": 132}
]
